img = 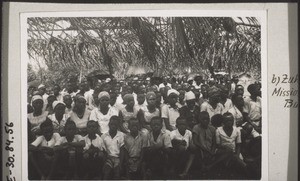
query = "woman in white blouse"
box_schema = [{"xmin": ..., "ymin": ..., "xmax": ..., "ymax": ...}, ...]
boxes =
[
  {"xmin": 28, "ymin": 95, "xmax": 49, "ymax": 133},
  {"xmin": 228, "ymin": 93, "xmax": 245, "ymax": 127},
  {"xmin": 89, "ymin": 91, "xmax": 120, "ymax": 134},
  {"xmin": 69, "ymin": 96, "xmax": 91, "ymax": 135}
]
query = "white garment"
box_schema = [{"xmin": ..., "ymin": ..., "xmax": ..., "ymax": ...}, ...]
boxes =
[
  {"xmin": 161, "ymin": 104, "xmax": 180, "ymax": 130},
  {"xmin": 47, "ymin": 113, "xmax": 70, "ymax": 131},
  {"xmin": 69, "ymin": 109, "xmax": 91, "ymax": 129},
  {"xmin": 216, "ymin": 126, "xmax": 241, "ymax": 153},
  {"xmin": 228, "ymin": 106, "xmax": 243, "ymax": 126},
  {"xmin": 55, "ymin": 92, "xmax": 65, "ymax": 102},
  {"xmin": 101, "ymin": 131, "xmax": 125, "ymax": 157},
  {"xmin": 90, "ymin": 106, "xmax": 119, "ymax": 133},
  {"xmin": 55, "ymin": 134, "xmax": 84, "ymax": 145},
  {"xmin": 170, "ymin": 129, "xmax": 193, "ymax": 149},
  {"xmin": 159, "ymin": 83, "xmax": 172, "ymax": 89},
  {"xmin": 193, "ymin": 82, "xmax": 202, "ymax": 90},
  {"xmin": 86, "ymin": 93, "xmax": 97, "ymax": 111},
  {"xmin": 28, "ymin": 111, "xmax": 49, "ymax": 132},
  {"xmin": 200, "ymin": 102, "xmax": 224, "ymax": 119},
  {"xmin": 116, "ymin": 94, "xmax": 124, "ymax": 106},
  {"xmin": 31, "ymin": 133, "xmax": 61, "ymax": 148},
  {"xmin": 222, "ymin": 99, "xmax": 233, "ymax": 114},
  {"xmin": 243, "ymin": 97, "xmax": 262, "ymax": 122},
  {"xmin": 135, "ymin": 102, "xmax": 147, "ymax": 112},
  {"xmin": 83, "ymin": 134, "xmax": 105, "ymax": 151}
]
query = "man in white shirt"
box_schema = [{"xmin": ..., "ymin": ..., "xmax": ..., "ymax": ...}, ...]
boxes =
[{"xmin": 243, "ymin": 84, "xmax": 262, "ymax": 133}]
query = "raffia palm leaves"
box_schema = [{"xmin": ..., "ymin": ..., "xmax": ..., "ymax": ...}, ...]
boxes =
[{"xmin": 27, "ymin": 16, "xmax": 261, "ymax": 81}]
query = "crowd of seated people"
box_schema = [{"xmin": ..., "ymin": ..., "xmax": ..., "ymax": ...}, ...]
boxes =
[{"xmin": 27, "ymin": 74, "xmax": 262, "ymax": 180}]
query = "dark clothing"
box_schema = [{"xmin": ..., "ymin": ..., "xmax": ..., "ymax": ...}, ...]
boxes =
[{"xmin": 179, "ymin": 105, "xmax": 200, "ymax": 130}]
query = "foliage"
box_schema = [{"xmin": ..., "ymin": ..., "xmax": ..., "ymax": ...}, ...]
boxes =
[{"xmin": 27, "ymin": 16, "xmax": 261, "ymax": 85}]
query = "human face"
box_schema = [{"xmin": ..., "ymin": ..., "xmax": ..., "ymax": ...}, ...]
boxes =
[
  {"xmin": 47, "ymin": 96, "xmax": 57, "ymax": 106},
  {"xmin": 66, "ymin": 82, "xmax": 73, "ymax": 92},
  {"xmin": 79, "ymin": 82, "xmax": 86, "ymax": 91},
  {"xmin": 150, "ymin": 119, "xmax": 162, "ymax": 132},
  {"xmin": 42, "ymin": 126, "xmax": 54, "ymax": 141},
  {"xmin": 99, "ymin": 96, "xmax": 110, "ymax": 108},
  {"xmin": 201, "ymin": 85, "xmax": 207, "ymax": 93},
  {"xmin": 155, "ymin": 93, "xmax": 161, "ymax": 104},
  {"xmin": 233, "ymin": 78, "xmax": 239, "ymax": 84},
  {"xmin": 243, "ymin": 123, "xmax": 253, "ymax": 135},
  {"xmin": 137, "ymin": 94, "xmax": 145, "ymax": 105},
  {"xmin": 129, "ymin": 121, "xmax": 139, "ymax": 134},
  {"xmin": 110, "ymin": 94, "xmax": 117, "ymax": 106},
  {"xmin": 127, "ymin": 86, "xmax": 133, "ymax": 94},
  {"xmin": 127, "ymin": 98, "xmax": 135, "ymax": 108},
  {"xmin": 193, "ymin": 89, "xmax": 200, "ymax": 99},
  {"xmin": 87, "ymin": 122, "xmax": 98, "ymax": 135},
  {"xmin": 209, "ymin": 95, "xmax": 220, "ymax": 104},
  {"xmin": 147, "ymin": 95, "xmax": 156, "ymax": 106},
  {"xmin": 139, "ymin": 86, "xmax": 146, "ymax": 94},
  {"xmin": 32, "ymin": 99, "xmax": 43, "ymax": 111},
  {"xmin": 54, "ymin": 104, "xmax": 66, "ymax": 115},
  {"xmin": 176, "ymin": 119, "xmax": 187, "ymax": 133},
  {"xmin": 168, "ymin": 94, "xmax": 178, "ymax": 106},
  {"xmin": 254, "ymin": 86, "xmax": 261, "ymax": 97},
  {"xmin": 200, "ymin": 115, "xmax": 210, "ymax": 128},
  {"xmin": 195, "ymin": 79, "xmax": 202, "ymax": 85},
  {"xmin": 109, "ymin": 120, "xmax": 119, "ymax": 133},
  {"xmin": 113, "ymin": 86, "xmax": 121, "ymax": 95},
  {"xmin": 179, "ymin": 90, "xmax": 185, "ymax": 101},
  {"xmin": 235, "ymin": 86, "xmax": 244, "ymax": 96},
  {"xmin": 132, "ymin": 84, "xmax": 138, "ymax": 93},
  {"xmin": 223, "ymin": 115, "xmax": 234, "ymax": 128},
  {"xmin": 75, "ymin": 98, "xmax": 86, "ymax": 111},
  {"xmin": 83, "ymin": 81, "xmax": 89, "ymax": 91},
  {"xmin": 65, "ymin": 124, "xmax": 77, "ymax": 138},
  {"xmin": 202, "ymin": 89, "xmax": 208, "ymax": 98},
  {"xmin": 236, "ymin": 95, "xmax": 244, "ymax": 108},
  {"xmin": 186, "ymin": 99, "xmax": 195, "ymax": 109},
  {"xmin": 94, "ymin": 85, "xmax": 102, "ymax": 96},
  {"xmin": 63, "ymin": 96, "xmax": 72, "ymax": 107},
  {"xmin": 53, "ymin": 86, "xmax": 60, "ymax": 95},
  {"xmin": 38, "ymin": 87, "xmax": 46, "ymax": 95}
]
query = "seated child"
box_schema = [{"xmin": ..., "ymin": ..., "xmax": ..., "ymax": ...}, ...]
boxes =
[
  {"xmin": 101, "ymin": 116, "xmax": 125, "ymax": 180},
  {"xmin": 123, "ymin": 118, "xmax": 149, "ymax": 179},
  {"xmin": 143, "ymin": 116, "xmax": 172, "ymax": 179},
  {"xmin": 170, "ymin": 117, "xmax": 195, "ymax": 179},
  {"xmin": 211, "ymin": 114, "xmax": 223, "ymax": 128},
  {"xmin": 82, "ymin": 120, "xmax": 105, "ymax": 179},
  {"xmin": 28, "ymin": 118, "xmax": 61, "ymax": 180},
  {"xmin": 192, "ymin": 111, "xmax": 217, "ymax": 170},
  {"xmin": 54, "ymin": 119, "xmax": 85, "ymax": 179},
  {"xmin": 215, "ymin": 112, "xmax": 247, "ymax": 175},
  {"xmin": 239, "ymin": 122, "xmax": 261, "ymax": 179}
]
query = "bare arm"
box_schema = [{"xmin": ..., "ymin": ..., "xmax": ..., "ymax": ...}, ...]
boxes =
[
  {"xmin": 137, "ymin": 109, "xmax": 146, "ymax": 128},
  {"xmin": 162, "ymin": 118, "xmax": 172, "ymax": 131}
]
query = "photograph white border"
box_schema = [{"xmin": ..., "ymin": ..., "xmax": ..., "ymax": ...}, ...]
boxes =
[{"xmin": 20, "ymin": 9, "xmax": 267, "ymax": 181}]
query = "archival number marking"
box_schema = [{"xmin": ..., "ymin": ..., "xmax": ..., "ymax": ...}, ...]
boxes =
[{"xmin": 5, "ymin": 122, "xmax": 16, "ymax": 181}]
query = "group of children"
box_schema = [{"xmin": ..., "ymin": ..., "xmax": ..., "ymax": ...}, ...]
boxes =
[{"xmin": 28, "ymin": 74, "xmax": 262, "ymax": 180}]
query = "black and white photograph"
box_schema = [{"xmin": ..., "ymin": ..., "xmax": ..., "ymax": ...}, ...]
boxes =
[{"xmin": 24, "ymin": 11, "xmax": 264, "ymax": 180}]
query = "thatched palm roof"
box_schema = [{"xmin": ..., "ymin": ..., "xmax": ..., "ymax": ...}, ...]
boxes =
[{"xmin": 27, "ymin": 16, "xmax": 261, "ymax": 85}]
